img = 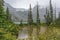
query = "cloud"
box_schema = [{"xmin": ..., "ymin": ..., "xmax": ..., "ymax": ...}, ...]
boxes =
[{"xmin": 4, "ymin": 0, "xmax": 60, "ymax": 9}]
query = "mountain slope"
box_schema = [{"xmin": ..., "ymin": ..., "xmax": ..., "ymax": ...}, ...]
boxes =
[{"xmin": 4, "ymin": 2, "xmax": 60, "ymax": 23}]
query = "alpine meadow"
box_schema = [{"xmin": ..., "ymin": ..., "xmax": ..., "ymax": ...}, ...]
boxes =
[{"xmin": 0, "ymin": 0, "xmax": 60, "ymax": 40}]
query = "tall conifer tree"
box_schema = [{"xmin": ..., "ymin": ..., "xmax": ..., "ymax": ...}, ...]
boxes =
[
  {"xmin": 44, "ymin": 8, "xmax": 51, "ymax": 26},
  {"xmin": 0, "ymin": 0, "xmax": 6, "ymax": 27},
  {"xmin": 28, "ymin": 4, "xmax": 33, "ymax": 40},
  {"xmin": 6, "ymin": 7, "xmax": 12, "ymax": 23},
  {"xmin": 44, "ymin": 0, "xmax": 53, "ymax": 26},
  {"xmin": 54, "ymin": 4, "xmax": 56, "ymax": 23},
  {"xmin": 44, "ymin": 8, "xmax": 52, "ymax": 40},
  {"xmin": 28, "ymin": 4, "xmax": 33, "ymax": 25},
  {"xmin": 36, "ymin": 2, "xmax": 40, "ymax": 24},
  {"xmin": 49, "ymin": 0, "xmax": 53, "ymax": 22},
  {"xmin": 56, "ymin": 12, "xmax": 60, "ymax": 25},
  {"xmin": 6, "ymin": 7, "xmax": 9, "ymax": 20}
]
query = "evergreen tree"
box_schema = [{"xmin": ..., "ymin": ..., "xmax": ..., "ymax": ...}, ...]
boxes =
[
  {"xmin": 44, "ymin": 8, "xmax": 51, "ymax": 26},
  {"xmin": 20, "ymin": 19, "xmax": 23, "ymax": 26},
  {"xmin": 44, "ymin": 8, "xmax": 51, "ymax": 40},
  {"xmin": 49, "ymin": 0, "xmax": 53, "ymax": 23},
  {"xmin": 36, "ymin": 2, "xmax": 40, "ymax": 24},
  {"xmin": 0, "ymin": 0, "xmax": 19, "ymax": 39},
  {"xmin": 44, "ymin": 8, "xmax": 47, "ymax": 25},
  {"xmin": 6, "ymin": 7, "xmax": 12, "ymax": 24},
  {"xmin": 56, "ymin": 12, "xmax": 60, "ymax": 20},
  {"xmin": 55, "ymin": 5, "xmax": 56, "ymax": 21},
  {"xmin": 28, "ymin": 4, "xmax": 33, "ymax": 40},
  {"xmin": 58, "ymin": 12, "xmax": 60, "ymax": 18},
  {"xmin": 44, "ymin": 0, "xmax": 53, "ymax": 26},
  {"xmin": 56, "ymin": 12, "xmax": 60, "ymax": 25},
  {"xmin": 53, "ymin": 4, "xmax": 56, "ymax": 24},
  {"xmin": 0, "ymin": 0, "xmax": 4, "ymax": 14},
  {"xmin": 0, "ymin": 0, "xmax": 7, "ymax": 39},
  {"xmin": 0, "ymin": 0, "xmax": 6, "ymax": 27},
  {"xmin": 6, "ymin": 7, "xmax": 10, "ymax": 21},
  {"xmin": 35, "ymin": 2, "xmax": 41, "ymax": 40},
  {"xmin": 28, "ymin": 4, "xmax": 33, "ymax": 25}
]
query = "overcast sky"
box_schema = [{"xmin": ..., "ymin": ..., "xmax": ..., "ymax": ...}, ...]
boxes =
[{"xmin": 4, "ymin": 0, "xmax": 60, "ymax": 9}]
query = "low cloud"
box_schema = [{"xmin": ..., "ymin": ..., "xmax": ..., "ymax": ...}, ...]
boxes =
[{"xmin": 4, "ymin": 0, "xmax": 60, "ymax": 9}]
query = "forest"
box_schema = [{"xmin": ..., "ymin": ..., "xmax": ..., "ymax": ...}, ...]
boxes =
[{"xmin": 0, "ymin": 0, "xmax": 60, "ymax": 40}]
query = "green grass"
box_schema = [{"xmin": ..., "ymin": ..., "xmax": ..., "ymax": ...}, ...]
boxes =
[{"xmin": 18, "ymin": 25, "xmax": 60, "ymax": 40}]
